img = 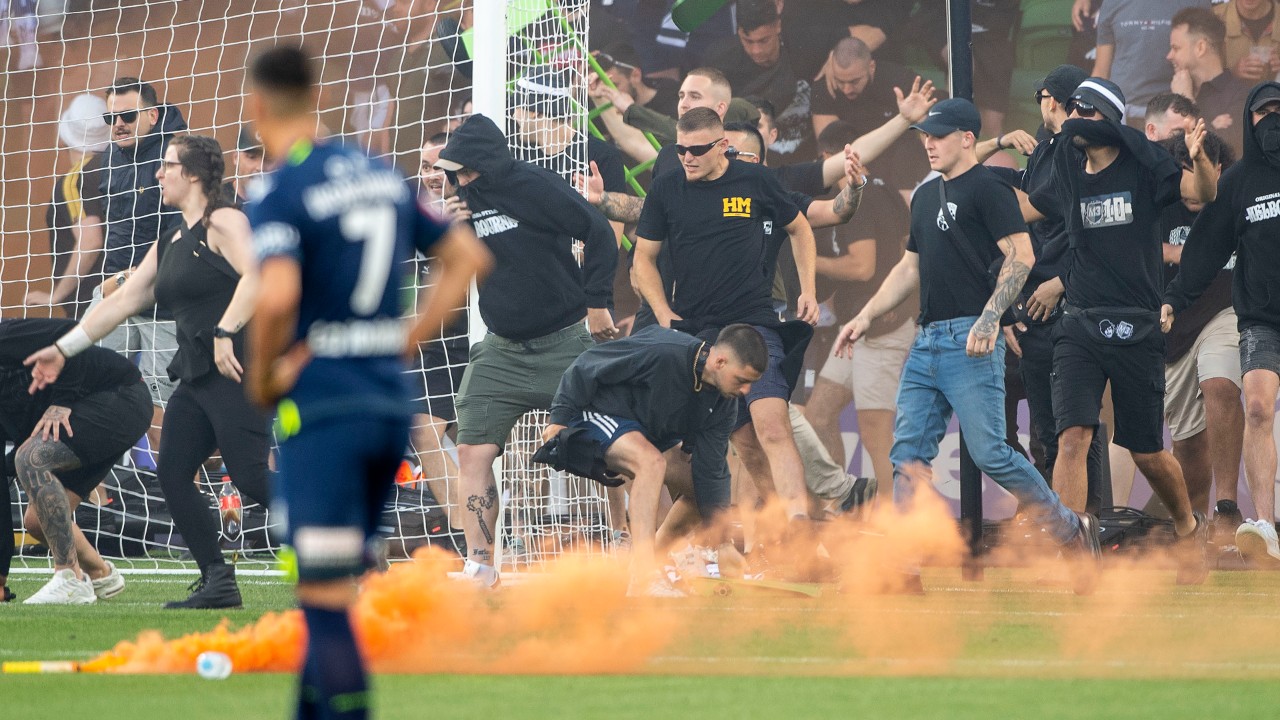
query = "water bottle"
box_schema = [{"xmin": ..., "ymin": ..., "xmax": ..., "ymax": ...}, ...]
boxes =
[{"xmin": 218, "ymin": 477, "xmax": 243, "ymax": 542}]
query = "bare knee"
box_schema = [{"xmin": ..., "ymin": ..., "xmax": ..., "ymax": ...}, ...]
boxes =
[
  {"xmin": 1244, "ymin": 392, "xmax": 1275, "ymax": 429},
  {"xmin": 1201, "ymin": 379, "xmax": 1242, "ymax": 415},
  {"xmin": 1057, "ymin": 426, "xmax": 1093, "ymax": 459}
]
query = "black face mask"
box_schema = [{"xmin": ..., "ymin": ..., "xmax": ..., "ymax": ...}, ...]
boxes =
[{"xmin": 1256, "ymin": 113, "xmax": 1280, "ymax": 163}]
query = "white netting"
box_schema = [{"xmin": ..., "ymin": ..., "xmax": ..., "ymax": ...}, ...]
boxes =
[{"xmin": 3, "ymin": 0, "xmax": 611, "ymax": 573}]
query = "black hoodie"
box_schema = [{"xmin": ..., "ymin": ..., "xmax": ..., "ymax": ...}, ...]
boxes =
[
  {"xmin": 99, "ymin": 103, "xmax": 188, "ymax": 276},
  {"xmin": 1166, "ymin": 82, "xmax": 1280, "ymax": 331},
  {"xmin": 439, "ymin": 115, "xmax": 617, "ymax": 341}
]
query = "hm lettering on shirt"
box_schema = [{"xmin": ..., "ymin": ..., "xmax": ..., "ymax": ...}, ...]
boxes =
[
  {"xmin": 723, "ymin": 197, "xmax": 752, "ymax": 218},
  {"xmin": 472, "ymin": 208, "xmax": 519, "ymax": 238},
  {"xmin": 1245, "ymin": 192, "xmax": 1280, "ymax": 223},
  {"xmin": 1079, "ymin": 192, "xmax": 1133, "ymax": 229}
]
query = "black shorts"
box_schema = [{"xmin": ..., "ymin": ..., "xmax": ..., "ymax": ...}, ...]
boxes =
[
  {"xmin": 1051, "ymin": 325, "xmax": 1166, "ymax": 454},
  {"xmin": 411, "ymin": 337, "xmax": 469, "ymax": 423},
  {"xmin": 59, "ymin": 380, "xmax": 152, "ymax": 497}
]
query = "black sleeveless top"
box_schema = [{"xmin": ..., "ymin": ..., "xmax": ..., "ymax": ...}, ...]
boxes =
[{"xmin": 153, "ymin": 219, "xmax": 243, "ymax": 382}]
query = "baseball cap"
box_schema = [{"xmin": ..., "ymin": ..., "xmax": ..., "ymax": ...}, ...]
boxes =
[
  {"xmin": 911, "ymin": 98, "xmax": 982, "ymax": 137},
  {"xmin": 513, "ymin": 68, "xmax": 573, "ymax": 117},
  {"xmin": 58, "ymin": 94, "xmax": 111, "ymax": 152},
  {"xmin": 1250, "ymin": 85, "xmax": 1280, "ymax": 112},
  {"xmin": 1070, "ymin": 78, "xmax": 1126, "ymax": 123},
  {"xmin": 1039, "ymin": 64, "xmax": 1088, "ymax": 103},
  {"xmin": 236, "ymin": 124, "xmax": 262, "ymax": 154}
]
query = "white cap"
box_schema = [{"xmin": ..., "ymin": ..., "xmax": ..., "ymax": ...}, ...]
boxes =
[{"xmin": 58, "ymin": 94, "xmax": 110, "ymax": 153}]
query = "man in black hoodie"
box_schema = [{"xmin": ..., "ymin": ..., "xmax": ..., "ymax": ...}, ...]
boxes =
[
  {"xmin": 1024, "ymin": 78, "xmax": 1212, "ymax": 585},
  {"xmin": 543, "ymin": 324, "xmax": 767, "ymax": 596},
  {"xmin": 435, "ymin": 114, "xmax": 618, "ymax": 587},
  {"xmin": 89, "ymin": 78, "xmax": 188, "ymax": 452},
  {"xmin": 1165, "ymin": 81, "xmax": 1280, "ymax": 568}
]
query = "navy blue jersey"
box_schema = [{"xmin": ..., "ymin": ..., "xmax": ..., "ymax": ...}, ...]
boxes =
[{"xmin": 249, "ymin": 139, "xmax": 448, "ymax": 422}]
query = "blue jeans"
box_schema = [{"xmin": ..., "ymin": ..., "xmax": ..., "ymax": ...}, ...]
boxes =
[{"xmin": 890, "ymin": 317, "xmax": 1080, "ymax": 544}]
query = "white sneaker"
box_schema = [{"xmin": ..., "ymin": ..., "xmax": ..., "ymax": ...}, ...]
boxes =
[
  {"xmin": 627, "ymin": 573, "xmax": 687, "ymax": 598},
  {"xmin": 1236, "ymin": 519, "xmax": 1280, "ymax": 567},
  {"xmin": 91, "ymin": 561, "xmax": 125, "ymax": 600},
  {"xmin": 462, "ymin": 559, "xmax": 500, "ymax": 589},
  {"xmin": 24, "ymin": 569, "xmax": 96, "ymax": 605}
]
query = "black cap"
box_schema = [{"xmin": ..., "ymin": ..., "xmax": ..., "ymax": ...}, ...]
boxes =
[
  {"xmin": 237, "ymin": 124, "xmax": 262, "ymax": 154},
  {"xmin": 1250, "ymin": 85, "xmax": 1280, "ymax": 112},
  {"xmin": 1070, "ymin": 78, "xmax": 1126, "ymax": 123},
  {"xmin": 910, "ymin": 98, "xmax": 982, "ymax": 137},
  {"xmin": 1039, "ymin": 64, "xmax": 1088, "ymax": 103},
  {"xmin": 513, "ymin": 69, "xmax": 573, "ymax": 117}
]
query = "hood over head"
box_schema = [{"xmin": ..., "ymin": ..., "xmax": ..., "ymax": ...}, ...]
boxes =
[
  {"xmin": 1244, "ymin": 81, "xmax": 1280, "ymax": 168},
  {"xmin": 436, "ymin": 114, "xmax": 514, "ymax": 180}
]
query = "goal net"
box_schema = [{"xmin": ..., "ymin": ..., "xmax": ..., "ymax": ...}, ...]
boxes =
[{"xmin": 2, "ymin": 0, "xmax": 612, "ymax": 575}]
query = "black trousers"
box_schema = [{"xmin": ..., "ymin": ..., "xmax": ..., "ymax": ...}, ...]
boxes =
[
  {"xmin": 1019, "ymin": 322, "xmax": 1109, "ymax": 514},
  {"xmin": 157, "ymin": 371, "xmax": 272, "ymax": 571}
]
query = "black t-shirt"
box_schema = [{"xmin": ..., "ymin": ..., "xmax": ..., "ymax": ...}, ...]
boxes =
[
  {"xmin": 637, "ymin": 160, "xmax": 801, "ymax": 328},
  {"xmin": 1195, "ymin": 71, "xmax": 1252, "ymax": 159},
  {"xmin": 826, "ymin": 178, "xmax": 914, "ymax": 334},
  {"xmin": 647, "ymin": 76, "xmax": 681, "ymax": 118},
  {"xmin": 782, "ymin": 0, "xmax": 912, "ymax": 79},
  {"xmin": 515, "ymin": 133, "xmax": 628, "ymax": 194},
  {"xmin": 707, "ymin": 37, "xmax": 813, "ymax": 159},
  {"xmin": 1161, "ymin": 201, "xmax": 1234, "ymax": 362},
  {"xmin": 1031, "ymin": 150, "xmax": 1181, "ymax": 311},
  {"xmin": 907, "ymin": 165, "xmax": 1027, "ymax": 323}
]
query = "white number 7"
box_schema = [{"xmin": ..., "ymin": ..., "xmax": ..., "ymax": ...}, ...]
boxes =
[{"xmin": 341, "ymin": 205, "xmax": 396, "ymax": 315}]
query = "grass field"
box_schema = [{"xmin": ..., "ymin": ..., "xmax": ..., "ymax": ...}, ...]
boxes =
[{"xmin": 4, "ymin": 565, "xmax": 1280, "ymax": 719}]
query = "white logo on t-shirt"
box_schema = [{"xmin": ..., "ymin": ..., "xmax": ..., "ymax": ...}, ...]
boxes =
[{"xmin": 936, "ymin": 202, "xmax": 958, "ymax": 231}]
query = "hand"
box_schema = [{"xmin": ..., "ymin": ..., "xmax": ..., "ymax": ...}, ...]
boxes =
[
  {"xmin": 541, "ymin": 423, "xmax": 566, "ymax": 444},
  {"xmin": 998, "ymin": 129, "xmax": 1038, "ymax": 156},
  {"xmin": 588, "ymin": 75, "xmax": 632, "ymax": 113},
  {"xmin": 844, "ymin": 148, "xmax": 867, "ymax": 186},
  {"xmin": 574, "ymin": 160, "xmax": 606, "ymax": 205},
  {"xmin": 1003, "ymin": 324, "xmax": 1026, "ymax": 358},
  {"xmin": 586, "ymin": 307, "xmax": 619, "ymax": 341},
  {"xmin": 1160, "ymin": 304, "xmax": 1175, "ymax": 333},
  {"xmin": 24, "ymin": 345, "xmax": 67, "ymax": 394},
  {"xmin": 816, "ymin": 53, "xmax": 836, "ymax": 97},
  {"xmin": 1170, "ymin": 68, "xmax": 1194, "ymax": 99},
  {"xmin": 1235, "ymin": 54, "xmax": 1268, "ymax": 81},
  {"xmin": 31, "ymin": 404, "xmax": 74, "ymax": 442},
  {"xmin": 1186, "ymin": 118, "xmax": 1207, "ymax": 164},
  {"xmin": 1211, "ymin": 113, "xmax": 1233, "ymax": 131},
  {"xmin": 23, "ymin": 290, "xmax": 52, "ymax": 306},
  {"xmin": 1071, "ymin": 0, "xmax": 1093, "ymax": 32},
  {"xmin": 213, "ymin": 336, "xmax": 244, "ymax": 383},
  {"xmin": 795, "ymin": 292, "xmax": 820, "ymax": 326},
  {"xmin": 834, "ymin": 314, "xmax": 871, "ymax": 358},
  {"xmin": 966, "ymin": 313, "xmax": 999, "ymax": 357},
  {"xmin": 247, "ymin": 343, "xmax": 311, "ymax": 408},
  {"xmin": 894, "ymin": 76, "xmax": 937, "ymax": 124},
  {"xmin": 443, "ymin": 195, "xmax": 471, "ymax": 223},
  {"xmin": 655, "ymin": 308, "xmax": 684, "ymax": 329},
  {"xmin": 615, "ymin": 314, "xmax": 634, "ymax": 337},
  {"xmin": 1026, "ymin": 277, "xmax": 1064, "ymax": 322}
]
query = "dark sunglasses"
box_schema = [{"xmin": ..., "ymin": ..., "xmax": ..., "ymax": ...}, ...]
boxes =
[
  {"xmin": 1033, "ymin": 89, "xmax": 1051, "ymax": 103},
  {"xmin": 593, "ymin": 51, "xmax": 636, "ymax": 73},
  {"xmin": 102, "ymin": 110, "xmax": 141, "ymax": 125},
  {"xmin": 674, "ymin": 138, "xmax": 722, "ymax": 157},
  {"xmin": 1066, "ymin": 99, "xmax": 1099, "ymax": 118}
]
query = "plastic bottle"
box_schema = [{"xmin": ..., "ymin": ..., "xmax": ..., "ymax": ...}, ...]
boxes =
[{"xmin": 218, "ymin": 477, "xmax": 242, "ymax": 542}]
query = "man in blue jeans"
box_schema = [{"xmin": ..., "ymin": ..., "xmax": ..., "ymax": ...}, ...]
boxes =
[{"xmin": 834, "ymin": 98, "xmax": 1098, "ymax": 594}]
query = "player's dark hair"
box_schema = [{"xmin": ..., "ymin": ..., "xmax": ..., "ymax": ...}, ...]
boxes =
[
  {"xmin": 817, "ymin": 119, "xmax": 860, "ymax": 155},
  {"xmin": 1159, "ymin": 129, "xmax": 1235, "ymax": 172},
  {"xmin": 716, "ymin": 324, "xmax": 769, "ymax": 373},
  {"xmin": 676, "ymin": 106, "xmax": 723, "ymax": 134},
  {"xmin": 723, "ymin": 121, "xmax": 765, "ymax": 156},
  {"xmin": 169, "ymin": 135, "xmax": 227, "ymax": 228},
  {"xmin": 250, "ymin": 45, "xmax": 317, "ymax": 115},
  {"xmin": 107, "ymin": 77, "xmax": 158, "ymax": 107},
  {"xmin": 744, "ymin": 96, "xmax": 776, "ymax": 124},
  {"xmin": 1146, "ymin": 92, "xmax": 1201, "ymax": 121},
  {"xmin": 737, "ymin": 0, "xmax": 779, "ymax": 33},
  {"xmin": 1172, "ymin": 7, "xmax": 1227, "ymax": 58}
]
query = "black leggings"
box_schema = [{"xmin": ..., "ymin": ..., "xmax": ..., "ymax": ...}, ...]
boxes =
[{"xmin": 157, "ymin": 372, "xmax": 272, "ymax": 571}]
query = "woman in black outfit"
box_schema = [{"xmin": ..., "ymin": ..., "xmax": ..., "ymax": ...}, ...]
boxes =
[{"xmin": 28, "ymin": 135, "xmax": 270, "ymax": 609}]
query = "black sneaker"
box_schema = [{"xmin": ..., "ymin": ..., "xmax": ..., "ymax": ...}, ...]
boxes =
[
  {"xmin": 2, "ymin": 585, "xmax": 14, "ymax": 602},
  {"xmin": 1070, "ymin": 512, "xmax": 1101, "ymax": 596},
  {"xmin": 1176, "ymin": 511, "xmax": 1209, "ymax": 586},
  {"xmin": 1213, "ymin": 500, "xmax": 1244, "ymax": 544},
  {"xmin": 164, "ymin": 563, "xmax": 243, "ymax": 609},
  {"xmin": 840, "ymin": 476, "xmax": 878, "ymax": 515}
]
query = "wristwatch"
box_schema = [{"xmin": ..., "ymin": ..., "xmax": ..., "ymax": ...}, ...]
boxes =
[{"xmin": 212, "ymin": 326, "xmax": 236, "ymax": 339}]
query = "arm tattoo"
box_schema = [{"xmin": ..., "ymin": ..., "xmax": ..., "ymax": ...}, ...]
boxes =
[
  {"xmin": 14, "ymin": 440, "xmax": 82, "ymax": 568},
  {"xmin": 832, "ymin": 183, "xmax": 863, "ymax": 222},
  {"xmin": 598, "ymin": 192, "xmax": 645, "ymax": 224},
  {"xmin": 465, "ymin": 484, "xmax": 499, "ymax": 546},
  {"xmin": 974, "ymin": 256, "xmax": 1032, "ymax": 337}
]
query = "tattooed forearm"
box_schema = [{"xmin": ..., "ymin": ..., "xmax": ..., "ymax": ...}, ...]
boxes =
[
  {"xmin": 832, "ymin": 181, "xmax": 864, "ymax": 222},
  {"xmin": 465, "ymin": 484, "xmax": 499, "ymax": 545},
  {"xmin": 15, "ymin": 440, "xmax": 82, "ymax": 568},
  {"xmin": 598, "ymin": 192, "xmax": 645, "ymax": 224},
  {"xmin": 974, "ymin": 258, "xmax": 1032, "ymax": 337}
]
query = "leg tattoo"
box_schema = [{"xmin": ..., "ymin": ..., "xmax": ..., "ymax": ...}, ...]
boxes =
[
  {"xmin": 465, "ymin": 485, "xmax": 498, "ymax": 546},
  {"xmin": 15, "ymin": 440, "xmax": 82, "ymax": 568}
]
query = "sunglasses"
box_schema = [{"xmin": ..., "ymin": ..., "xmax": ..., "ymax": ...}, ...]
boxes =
[
  {"xmin": 1066, "ymin": 99, "xmax": 1099, "ymax": 118},
  {"xmin": 593, "ymin": 51, "xmax": 636, "ymax": 74},
  {"xmin": 1033, "ymin": 90, "xmax": 1051, "ymax": 103},
  {"xmin": 725, "ymin": 147, "xmax": 758, "ymax": 161},
  {"xmin": 102, "ymin": 110, "xmax": 143, "ymax": 125},
  {"xmin": 674, "ymin": 138, "xmax": 722, "ymax": 157}
]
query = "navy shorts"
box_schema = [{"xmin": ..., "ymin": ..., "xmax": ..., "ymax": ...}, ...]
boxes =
[
  {"xmin": 276, "ymin": 414, "xmax": 410, "ymax": 581},
  {"xmin": 571, "ymin": 411, "xmax": 679, "ymax": 454},
  {"xmin": 735, "ymin": 324, "xmax": 789, "ymax": 431}
]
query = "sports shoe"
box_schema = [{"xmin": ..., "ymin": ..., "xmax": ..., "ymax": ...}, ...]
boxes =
[
  {"xmin": 1213, "ymin": 500, "xmax": 1244, "ymax": 548},
  {"xmin": 164, "ymin": 563, "xmax": 242, "ymax": 609},
  {"xmin": 2, "ymin": 586, "xmax": 14, "ymax": 602},
  {"xmin": 91, "ymin": 561, "xmax": 126, "ymax": 600},
  {"xmin": 462, "ymin": 559, "xmax": 501, "ymax": 589},
  {"xmin": 626, "ymin": 573, "xmax": 686, "ymax": 598},
  {"xmin": 1236, "ymin": 519, "xmax": 1280, "ymax": 568},
  {"xmin": 24, "ymin": 569, "xmax": 96, "ymax": 605},
  {"xmin": 1069, "ymin": 512, "xmax": 1101, "ymax": 596},
  {"xmin": 839, "ymin": 476, "xmax": 878, "ymax": 517},
  {"xmin": 1175, "ymin": 511, "xmax": 1209, "ymax": 586}
]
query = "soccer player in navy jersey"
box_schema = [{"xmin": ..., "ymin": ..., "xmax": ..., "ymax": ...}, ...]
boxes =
[{"xmin": 242, "ymin": 45, "xmax": 490, "ymax": 720}]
